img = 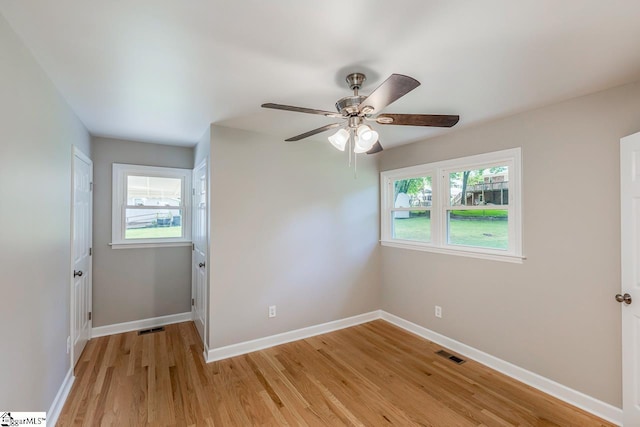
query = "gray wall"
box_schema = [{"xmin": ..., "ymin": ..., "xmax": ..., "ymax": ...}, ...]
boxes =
[
  {"xmin": 380, "ymin": 80, "xmax": 640, "ymax": 408},
  {"xmin": 208, "ymin": 126, "xmax": 381, "ymax": 348},
  {"xmin": 92, "ymin": 137, "xmax": 194, "ymax": 326},
  {"xmin": 0, "ymin": 15, "xmax": 90, "ymax": 409}
]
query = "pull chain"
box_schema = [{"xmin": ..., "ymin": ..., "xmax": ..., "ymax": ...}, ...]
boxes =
[
  {"xmin": 354, "ymin": 150, "xmax": 357, "ymax": 179},
  {"xmin": 345, "ymin": 130, "xmax": 357, "ymax": 178},
  {"xmin": 348, "ymin": 131, "xmax": 352, "ymax": 167}
]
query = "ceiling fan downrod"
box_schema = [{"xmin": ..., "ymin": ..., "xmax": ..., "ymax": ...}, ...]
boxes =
[{"xmin": 336, "ymin": 73, "xmax": 369, "ymax": 117}]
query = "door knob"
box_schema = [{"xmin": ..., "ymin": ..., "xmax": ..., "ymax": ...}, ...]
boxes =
[
  {"xmin": 198, "ymin": 262, "xmax": 205, "ymax": 268},
  {"xmin": 615, "ymin": 293, "xmax": 632, "ymax": 305},
  {"xmin": 74, "ymin": 270, "xmax": 83, "ymax": 278}
]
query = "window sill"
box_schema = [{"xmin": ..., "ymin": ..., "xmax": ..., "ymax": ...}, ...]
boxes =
[
  {"xmin": 380, "ymin": 240, "xmax": 525, "ymax": 264},
  {"xmin": 109, "ymin": 241, "xmax": 192, "ymax": 250}
]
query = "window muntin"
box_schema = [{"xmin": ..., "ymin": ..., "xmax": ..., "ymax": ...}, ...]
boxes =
[
  {"xmin": 112, "ymin": 164, "xmax": 192, "ymax": 248},
  {"xmin": 380, "ymin": 148, "xmax": 522, "ymax": 262}
]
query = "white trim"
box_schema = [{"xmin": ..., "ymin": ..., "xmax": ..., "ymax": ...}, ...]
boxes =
[
  {"xmin": 203, "ymin": 341, "xmax": 210, "ymax": 363},
  {"xmin": 73, "ymin": 145, "xmax": 91, "ymax": 164},
  {"xmin": 91, "ymin": 312, "xmax": 193, "ymax": 338},
  {"xmin": 109, "ymin": 241, "xmax": 192, "ymax": 249},
  {"xmin": 381, "ymin": 241, "xmax": 525, "ymax": 263},
  {"xmin": 111, "ymin": 163, "xmax": 192, "ymax": 247},
  {"xmin": 47, "ymin": 368, "xmax": 74, "ymax": 426},
  {"xmin": 379, "ymin": 311, "xmax": 622, "ymax": 426},
  {"xmin": 205, "ymin": 311, "xmax": 381, "ymax": 363}
]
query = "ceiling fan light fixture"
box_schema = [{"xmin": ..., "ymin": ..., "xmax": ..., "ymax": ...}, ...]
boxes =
[
  {"xmin": 353, "ymin": 135, "xmax": 368, "ymax": 153},
  {"xmin": 356, "ymin": 124, "xmax": 375, "ymax": 142},
  {"xmin": 328, "ymin": 128, "xmax": 349, "ymax": 151},
  {"xmin": 354, "ymin": 134, "xmax": 377, "ymax": 153},
  {"xmin": 355, "ymin": 125, "xmax": 378, "ymax": 151}
]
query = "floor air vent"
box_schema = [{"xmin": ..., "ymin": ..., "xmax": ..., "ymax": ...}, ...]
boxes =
[
  {"xmin": 138, "ymin": 326, "xmax": 165, "ymax": 335},
  {"xmin": 435, "ymin": 349, "xmax": 466, "ymax": 365}
]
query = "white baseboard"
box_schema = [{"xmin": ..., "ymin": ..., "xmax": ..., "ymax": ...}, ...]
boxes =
[
  {"xmin": 206, "ymin": 310, "xmax": 381, "ymax": 363},
  {"xmin": 91, "ymin": 311, "xmax": 193, "ymax": 338},
  {"xmin": 203, "ymin": 341, "xmax": 209, "ymax": 362},
  {"xmin": 47, "ymin": 368, "xmax": 74, "ymax": 426},
  {"xmin": 379, "ymin": 311, "xmax": 622, "ymax": 426}
]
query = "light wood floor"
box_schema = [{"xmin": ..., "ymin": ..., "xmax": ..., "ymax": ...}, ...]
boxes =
[{"xmin": 58, "ymin": 320, "xmax": 613, "ymax": 426}]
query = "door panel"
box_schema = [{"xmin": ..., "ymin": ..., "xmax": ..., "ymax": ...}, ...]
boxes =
[
  {"xmin": 192, "ymin": 160, "xmax": 208, "ymax": 344},
  {"xmin": 72, "ymin": 148, "xmax": 92, "ymax": 367},
  {"xmin": 621, "ymin": 132, "xmax": 640, "ymax": 425}
]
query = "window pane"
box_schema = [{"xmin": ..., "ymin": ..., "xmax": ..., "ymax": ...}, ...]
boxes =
[
  {"xmin": 450, "ymin": 167, "xmax": 509, "ymax": 206},
  {"xmin": 127, "ymin": 176, "xmax": 182, "ymax": 207},
  {"xmin": 125, "ymin": 208, "xmax": 182, "ymax": 239},
  {"xmin": 394, "ymin": 176, "xmax": 432, "ymax": 208},
  {"xmin": 392, "ymin": 210, "xmax": 431, "ymax": 242},
  {"xmin": 448, "ymin": 210, "xmax": 508, "ymax": 250}
]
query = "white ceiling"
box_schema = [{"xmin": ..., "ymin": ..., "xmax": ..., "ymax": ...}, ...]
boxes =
[{"xmin": 2, "ymin": 0, "xmax": 640, "ymax": 149}]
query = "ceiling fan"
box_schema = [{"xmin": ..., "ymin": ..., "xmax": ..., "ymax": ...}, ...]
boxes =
[{"xmin": 262, "ymin": 72, "xmax": 460, "ymax": 155}]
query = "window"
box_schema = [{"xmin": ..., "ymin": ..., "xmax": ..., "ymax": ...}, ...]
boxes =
[
  {"xmin": 381, "ymin": 148, "xmax": 522, "ymax": 263},
  {"xmin": 111, "ymin": 164, "xmax": 192, "ymax": 248}
]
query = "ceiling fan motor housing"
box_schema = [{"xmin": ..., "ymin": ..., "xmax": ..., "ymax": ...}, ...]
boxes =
[{"xmin": 335, "ymin": 95, "xmax": 366, "ymax": 116}]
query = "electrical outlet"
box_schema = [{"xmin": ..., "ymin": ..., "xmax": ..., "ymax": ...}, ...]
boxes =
[
  {"xmin": 435, "ymin": 306, "xmax": 442, "ymax": 318},
  {"xmin": 66, "ymin": 336, "xmax": 71, "ymax": 354},
  {"xmin": 268, "ymin": 305, "xmax": 276, "ymax": 318}
]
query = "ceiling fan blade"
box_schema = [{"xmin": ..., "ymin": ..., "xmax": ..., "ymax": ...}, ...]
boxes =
[
  {"xmin": 262, "ymin": 103, "xmax": 343, "ymax": 118},
  {"xmin": 285, "ymin": 122, "xmax": 344, "ymax": 142},
  {"xmin": 376, "ymin": 113, "xmax": 460, "ymax": 127},
  {"xmin": 357, "ymin": 74, "xmax": 420, "ymax": 115},
  {"xmin": 366, "ymin": 141, "xmax": 383, "ymax": 155}
]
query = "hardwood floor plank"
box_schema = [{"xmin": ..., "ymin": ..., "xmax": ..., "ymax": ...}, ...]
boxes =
[{"xmin": 58, "ymin": 320, "xmax": 615, "ymax": 426}]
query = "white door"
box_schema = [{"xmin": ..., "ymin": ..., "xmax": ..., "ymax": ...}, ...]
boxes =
[
  {"xmin": 620, "ymin": 131, "xmax": 640, "ymax": 424},
  {"xmin": 192, "ymin": 160, "xmax": 208, "ymax": 344},
  {"xmin": 71, "ymin": 147, "xmax": 92, "ymax": 367}
]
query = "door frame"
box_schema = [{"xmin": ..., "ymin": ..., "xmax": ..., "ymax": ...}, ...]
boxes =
[
  {"xmin": 70, "ymin": 145, "xmax": 93, "ymax": 369},
  {"xmin": 192, "ymin": 158, "xmax": 209, "ymax": 352}
]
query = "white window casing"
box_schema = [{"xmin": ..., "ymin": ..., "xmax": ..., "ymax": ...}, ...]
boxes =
[
  {"xmin": 111, "ymin": 163, "xmax": 192, "ymax": 249},
  {"xmin": 380, "ymin": 148, "xmax": 523, "ymax": 263}
]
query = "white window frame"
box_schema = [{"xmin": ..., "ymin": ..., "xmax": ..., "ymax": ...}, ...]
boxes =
[
  {"xmin": 381, "ymin": 148, "xmax": 523, "ymax": 263},
  {"xmin": 111, "ymin": 163, "xmax": 192, "ymax": 249}
]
